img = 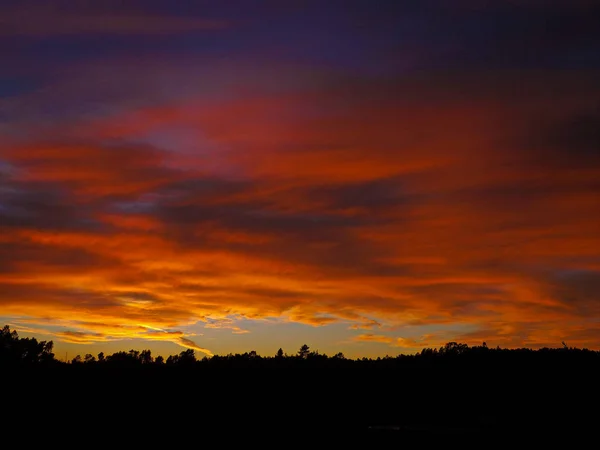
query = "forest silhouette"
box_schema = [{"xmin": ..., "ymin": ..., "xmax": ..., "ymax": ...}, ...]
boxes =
[{"xmin": 2, "ymin": 324, "xmax": 598, "ymax": 445}]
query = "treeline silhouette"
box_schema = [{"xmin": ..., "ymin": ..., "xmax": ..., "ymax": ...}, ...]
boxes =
[
  {"xmin": 3, "ymin": 324, "xmax": 599, "ymax": 444},
  {"xmin": 3, "ymin": 325, "xmax": 599, "ymax": 368}
]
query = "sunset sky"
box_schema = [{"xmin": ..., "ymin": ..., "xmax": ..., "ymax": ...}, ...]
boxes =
[{"xmin": 1, "ymin": 0, "xmax": 599, "ymax": 360}]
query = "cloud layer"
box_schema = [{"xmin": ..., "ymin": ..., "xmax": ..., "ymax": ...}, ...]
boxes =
[{"xmin": 1, "ymin": 1, "xmax": 599, "ymax": 356}]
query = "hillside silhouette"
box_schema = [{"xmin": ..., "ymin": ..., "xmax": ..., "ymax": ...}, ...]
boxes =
[{"xmin": 2, "ymin": 325, "xmax": 598, "ymax": 445}]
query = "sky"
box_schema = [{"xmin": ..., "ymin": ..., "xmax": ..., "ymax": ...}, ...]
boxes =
[{"xmin": 1, "ymin": 0, "xmax": 599, "ymax": 360}]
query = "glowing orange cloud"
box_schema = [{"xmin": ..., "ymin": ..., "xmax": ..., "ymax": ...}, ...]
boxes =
[
  {"xmin": 1, "ymin": 68, "xmax": 599, "ymax": 355},
  {"xmin": 353, "ymin": 334, "xmax": 394, "ymax": 344}
]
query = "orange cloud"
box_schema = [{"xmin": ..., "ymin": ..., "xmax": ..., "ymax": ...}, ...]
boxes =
[
  {"xmin": 1, "ymin": 68, "xmax": 600, "ymax": 355},
  {"xmin": 353, "ymin": 334, "xmax": 394, "ymax": 344},
  {"xmin": 58, "ymin": 330, "xmax": 108, "ymax": 344},
  {"xmin": 34, "ymin": 323, "xmax": 213, "ymax": 355},
  {"xmin": 352, "ymin": 334, "xmax": 431, "ymax": 350}
]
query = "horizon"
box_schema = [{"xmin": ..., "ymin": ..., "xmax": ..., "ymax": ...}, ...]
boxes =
[
  {"xmin": 1, "ymin": 1, "xmax": 599, "ymax": 360},
  {"xmin": 4, "ymin": 324, "xmax": 593, "ymax": 364}
]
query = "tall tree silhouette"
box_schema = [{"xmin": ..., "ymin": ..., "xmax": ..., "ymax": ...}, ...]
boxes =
[
  {"xmin": 298, "ymin": 344, "xmax": 310, "ymax": 359},
  {"xmin": 0, "ymin": 325, "xmax": 55, "ymax": 365},
  {"xmin": 167, "ymin": 348, "xmax": 196, "ymax": 365},
  {"xmin": 140, "ymin": 349, "xmax": 153, "ymax": 364}
]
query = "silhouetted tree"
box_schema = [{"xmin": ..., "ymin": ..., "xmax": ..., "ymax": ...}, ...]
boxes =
[
  {"xmin": 419, "ymin": 347, "xmax": 438, "ymax": 357},
  {"xmin": 1, "ymin": 324, "xmax": 18, "ymax": 340},
  {"xmin": 106, "ymin": 350, "xmax": 141, "ymax": 366},
  {"xmin": 97, "ymin": 352, "xmax": 105, "ymax": 363},
  {"xmin": 140, "ymin": 349, "xmax": 153, "ymax": 364},
  {"xmin": 179, "ymin": 349, "xmax": 196, "ymax": 364},
  {"xmin": 167, "ymin": 349, "xmax": 196, "ymax": 365},
  {"xmin": 275, "ymin": 348, "xmax": 284, "ymax": 358},
  {"xmin": 298, "ymin": 344, "xmax": 310, "ymax": 359},
  {"xmin": 439, "ymin": 342, "xmax": 469, "ymax": 356},
  {"xmin": 0, "ymin": 325, "xmax": 56, "ymax": 365}
]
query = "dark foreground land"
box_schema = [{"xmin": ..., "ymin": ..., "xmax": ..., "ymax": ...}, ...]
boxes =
[
  {"xmin": 2, "ymin": 326, "xmax": 599, "ymax": 446},
  {"xmin": 6, "ymin": 360, "xmax": 600, "ymax": 446}
]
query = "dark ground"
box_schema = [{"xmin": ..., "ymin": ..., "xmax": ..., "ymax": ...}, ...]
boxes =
[{"xmin": 4, "ymin": 365, "xmax": 598, "ymax": 447}]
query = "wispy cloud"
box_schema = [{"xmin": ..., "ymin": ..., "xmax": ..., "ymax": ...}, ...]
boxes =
[
  {"xmin": 353, "ymin": 334, "xmax": 394, "ymax": 344},
  {"xmin": 177, "ymin": 337, "xmax": 213, "ymax": 356},
  {"xmin": 18, "ymin": 322, "xmax": 214, "ymax": 355},
  {"xmin": 204, "ymin": 318, "xmax": 250, "ymax": 335},
  {"xmin": 349, "ymin": 321, "xmax": 381, "ymax": 331},
  {"xmin": 144, "ymin": 330, "xmax": 213, "ymax": 356},
  {"xmin": 352, "ymin": 334, "xmax": 430, "ymax": 350},
  {"xmin": 57, "ymin": 330, "xmax": 108, "ymax": 344}
]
